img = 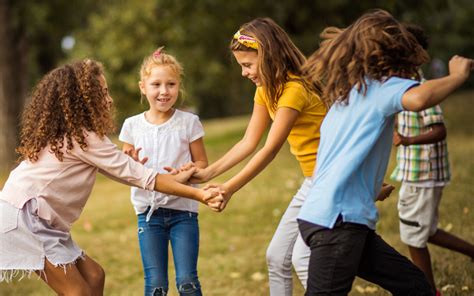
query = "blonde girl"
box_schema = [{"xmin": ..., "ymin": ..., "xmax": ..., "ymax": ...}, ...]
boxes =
[
  {"xmin": 119, "ymin": 48, "xmax": 207, "ymax": 296},
  {"xmin": 0, "ymin": 59, "xmax": 220, "ymax": 296}
]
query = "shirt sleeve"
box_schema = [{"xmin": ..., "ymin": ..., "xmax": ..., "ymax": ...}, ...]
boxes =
[
  {"xmin": 378, "ymin": 77, "xmax": 419, "ymax": 117},
  {"xmin": 188, "ymin": 114, "xmax": 205, "ymax": 143},
  {"xmin": 254, "ymin": 87, "xmax": 266, "ymax": 106},
  {"xmin": 420, "ymin": 105, "xmax": 444, "ymax": 126},
  {"xmin": 74, "ymin": 132, "xmax": 157, "ymax": 190},
  {"xmin": 118, "ymin": 118, "xmax": 134, "ymax": 144},
  {"xmin": 276, "ymin": 82, "xmax": 306, "ymax": 112}
]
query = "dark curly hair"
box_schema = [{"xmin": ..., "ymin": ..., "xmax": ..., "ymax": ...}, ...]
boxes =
[
  {"xmin": 17, "ymin": 59, "xmax": 115, "ymax": 162},
  {"xmin": 303, "ymin": 9, "xmax": 430, "ymax": 107}
]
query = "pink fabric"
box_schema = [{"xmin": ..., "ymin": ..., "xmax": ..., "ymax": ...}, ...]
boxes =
[{"xmin": 0, "ymin": 132, "xmax": 157, "ymax": 232}]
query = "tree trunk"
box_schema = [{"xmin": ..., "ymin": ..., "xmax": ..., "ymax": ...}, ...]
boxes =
[{"xmin": 0, "ymin": 0, "xmax": 28, "ymax": 172}]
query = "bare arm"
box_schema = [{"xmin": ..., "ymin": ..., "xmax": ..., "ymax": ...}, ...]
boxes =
[
  {"xmin": 223, "ymin": 107, "xmax": 299, "ymax": 195},
  {"xmin": 402, "ymin": 56, "xmax": 473, "ymax": 111},
  {"xmin": 191, "ymin": 104, "xmax": 271, "ymax": 182},
  {"xmin": 393, "ymin": 123, "xmax": 446, "ymax": 146},
  {"xmin": 189, "ymin": 138, "xmax": 208, "ymax": 169}
]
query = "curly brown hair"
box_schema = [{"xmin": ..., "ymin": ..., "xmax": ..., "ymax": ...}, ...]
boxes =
[
  {"xmin": 17, "ymin": 59, "xmax": 115, "ymax": 162},
  {"xmin": 230, "ymin": 18, "xmax": 310, "ymax": 111},
  {"xmin": 302, "ymin": 9, "xmax": 430, "ymax": 107}
]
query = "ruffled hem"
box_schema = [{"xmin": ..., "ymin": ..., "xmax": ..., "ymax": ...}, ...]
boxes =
[{"xmin": 0, "ymin": 252, "xmax": 86, "ymax": 283}]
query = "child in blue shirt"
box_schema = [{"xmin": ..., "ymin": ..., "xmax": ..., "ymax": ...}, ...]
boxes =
[{"xmin": 298, "ymin": 9, "xmax": 473, "ymax": 295}]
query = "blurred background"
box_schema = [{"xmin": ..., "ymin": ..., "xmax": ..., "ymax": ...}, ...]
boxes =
[
  {"xmin": 1, "ymin": 1, "xmax": 474, "ymax": 295},
  {"xmin": 1, "ymin": 0, "xmax": 473, "ymax": 172}
]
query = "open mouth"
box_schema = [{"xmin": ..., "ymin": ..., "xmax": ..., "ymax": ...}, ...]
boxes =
[{"xmin": 156, "ymin": 98, "xmax": 170, "ymax": 103}]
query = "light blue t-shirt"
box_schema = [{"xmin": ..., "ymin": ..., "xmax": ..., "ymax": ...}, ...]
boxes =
[{"xmin": 298, "ymin": 77, "xmax": 419, "ymax": 230}]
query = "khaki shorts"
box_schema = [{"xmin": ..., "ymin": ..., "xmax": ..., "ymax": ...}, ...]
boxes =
[{"xmin": 398, "ymin": 183, "xmax": 443, "ymax": 248}]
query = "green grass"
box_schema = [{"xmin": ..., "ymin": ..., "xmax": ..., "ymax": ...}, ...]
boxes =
[{"xmin": 1, "ymin": 91, "xmax": 473, "ymax": 295}]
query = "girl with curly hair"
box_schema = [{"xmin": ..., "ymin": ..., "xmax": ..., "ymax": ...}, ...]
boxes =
[
  {"xmin": 0, "ymin": 59, "xmax": 222, "ymax": 295},
  {"xmin": 297, "ymin": 9, "xmax": 473, "ymax": 295}
]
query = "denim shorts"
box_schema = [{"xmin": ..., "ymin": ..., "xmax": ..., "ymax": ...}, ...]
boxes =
[{"xmin": 0, "ymin": 198, "xmax": 84, "ymax": 282}]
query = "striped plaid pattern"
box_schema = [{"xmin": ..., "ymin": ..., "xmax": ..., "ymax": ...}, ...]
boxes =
[{"xmin": 390, "ymin": 105, "xmax": 450, "ymax": 182}]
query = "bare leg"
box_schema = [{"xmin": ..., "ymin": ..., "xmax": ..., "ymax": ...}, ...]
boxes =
[
  {"xmin": 428, "ymin": 229, "xmax": 474, "ymax": 259},
  {"xmin": 408, "ymin": 246, "xmax": 436, "ymax": 291},
  {"xmin": 76, "ymin": 255, "xmax": 106, "ymax": 296},
  {"xmin": 36, "ymin": 258, "xmax": 93, "ymax": 296}
]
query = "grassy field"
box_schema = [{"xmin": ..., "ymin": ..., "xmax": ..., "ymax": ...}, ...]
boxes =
[{"xmin": 1, "ymin": 91, "xmax": 473, "ymax": 295}]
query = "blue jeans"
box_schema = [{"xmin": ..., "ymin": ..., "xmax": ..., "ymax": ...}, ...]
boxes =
[{"xmin": 138, "ymin": 207, "xmax": 202, "ymax": 296}]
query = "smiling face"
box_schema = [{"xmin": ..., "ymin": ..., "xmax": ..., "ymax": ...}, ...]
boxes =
[
  {"xmin": 139, "ymin": 65, "xmax": 180, "ymax": 116},
  {"xmin": 232, "ymin": 50, "xmax": 261, "ymax": 86}
]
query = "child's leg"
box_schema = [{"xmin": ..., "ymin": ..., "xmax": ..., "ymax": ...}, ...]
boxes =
[
  {"xmin": 38, "ymin": 258, "xmax": 95, "ymax": 296},
  {"xmin": 398, "ymin": 183, "xmax": 441, "ymax": 291},
  {"xmin": 267, "ymin": 178, "xmax": 312, "ymax": 295},
  {"xmin": 170, "ymin": 210, "xmax": 201, "ymax": 296},
  {"xmin": 408, "ymin": 246, "xmax": 436, "ymax": 289},
  {"xmin": 428, "ymin": 229, "xmax": 474, "ymax": 259},
  {"xmin": 298, "ymin": 218, "xmax": 369, "ymax": 295},
  {"xmin": 357, "ymin": 232, "xmax": 434, "ymax": 296},
  {"xmin": 76, "ymin": 255, "xmax": 105, "ymax": 296},
  {"xmin": 137, "ymin": 210, "xmax": 170, "ymax": 296}
]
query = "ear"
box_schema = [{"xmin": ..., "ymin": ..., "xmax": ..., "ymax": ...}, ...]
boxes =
[{"xmin": 138, "ymin": 81, "xmax": 146, "ymax": 95}]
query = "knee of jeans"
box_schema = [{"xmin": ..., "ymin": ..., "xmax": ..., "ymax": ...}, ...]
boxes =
[
  {"xmin": 150, "ymin": 287, "xmax": 168, "ymax": 296},
  {"xmin": 177, "ymin": 280, "xmax": 201, "ymax": 295},
  {"xmin": 266, "ymin": 247, "xmax": 291, "ymax": 269}
]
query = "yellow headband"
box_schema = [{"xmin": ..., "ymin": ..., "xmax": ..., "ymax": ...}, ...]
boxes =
[{"xmin": 233, "ymin": 30, "xmax": 258, "ymax": 50}]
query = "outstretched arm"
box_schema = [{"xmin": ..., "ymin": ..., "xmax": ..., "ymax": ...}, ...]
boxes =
[
  {"xmin": 190, "ymin": 104, "xmax": 271, "ymax": 183},
  {"xmin": 402, "ymin": 55, "xmax": 473, "ymax": 111},
  {"xmin": 212, "ymin": 107, "xmax": 299, "ymax": 210}
]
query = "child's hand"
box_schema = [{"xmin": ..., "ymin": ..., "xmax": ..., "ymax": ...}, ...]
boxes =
[
  {"xmin": 393, "ymin": 132, "xmax": 411, "ymax": 146},
  {"xmin": 448, "ymin": 55, "xmax": 473, "ymax": 81},
  {"xmin": 203, "ymin": 183, "xmax": 233, "ymax": 212},
  {"xmin": 124, "ymin": 147, "xmax": 149, "ymax": 164},
  {"xmin": 171, "ymin": 167, "xmax": 197, "ymax": 184},
  {"xmin": 163, "ymin": 166, "xmax": 179, "ymax": 175},
  {"xmin": 200, "ymin": 186, "xmax": 224, "ymax": 211},
  {"xmin": 376, "ymin": 183, "xmax": 395, "ymax": 202},
  {"xmin": 179, "ymin": 162, "xmax": 196, "ymax": 171},
  {"xmin": 188, "ymin": 167, "xmax": 211, "ymax": 184}
]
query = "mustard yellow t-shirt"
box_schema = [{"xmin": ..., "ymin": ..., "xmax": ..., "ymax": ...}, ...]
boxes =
[{"xmin": 254, "ymin": 80, "xmax": 326, "ymax": 177}]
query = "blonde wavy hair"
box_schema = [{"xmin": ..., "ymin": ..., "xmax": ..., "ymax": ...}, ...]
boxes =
[
  {"xmin": 17, "ymin": 59, "xmax": 115, "ymax": 162},
  {"xmin": 139, "ymin": 46, "xmax": 185, "ymax": 100},
  {"xmin": 303, "ymin": 9, "xmax": 430, "ymax": 107}
]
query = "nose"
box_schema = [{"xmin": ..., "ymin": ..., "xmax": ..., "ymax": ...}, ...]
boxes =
[
  {"xmin": 159, "ymin": 84, "xmax": 169, "ymax": 94},
  {"xmin": 241, "ymin": 67, "xmax": 248, "ymax": 78}
]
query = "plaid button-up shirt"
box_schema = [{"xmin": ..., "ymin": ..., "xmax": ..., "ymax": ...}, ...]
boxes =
[{"xmin": 390, "ymin": 105, "xmax": 450, "ymax": 183}]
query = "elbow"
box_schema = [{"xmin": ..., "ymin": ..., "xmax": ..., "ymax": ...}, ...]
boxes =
[{"xmin": 404, "ymin": 90, "xmax": 435, "ymax": 112}]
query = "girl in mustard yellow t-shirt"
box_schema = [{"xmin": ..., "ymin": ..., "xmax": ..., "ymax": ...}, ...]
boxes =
[{"xmin": 190, "ymin": 18, "xmax": 326, "ymax": 295}]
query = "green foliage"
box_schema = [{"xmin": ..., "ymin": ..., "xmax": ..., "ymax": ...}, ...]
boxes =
[{"xmin": 65, "ymin": 0, "xmax": 474, "ymax": 123}]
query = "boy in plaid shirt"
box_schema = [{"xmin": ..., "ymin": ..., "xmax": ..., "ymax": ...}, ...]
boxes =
[{"xmin": 391, "ymin": 24, "xmax": 474, "ymax": 295}]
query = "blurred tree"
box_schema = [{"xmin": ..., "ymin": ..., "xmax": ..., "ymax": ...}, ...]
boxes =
[
  {"xmin": 1, "ymin": 0, "xmax": 472, "ymax": 170},
  {"xmin": 0, "ymin": 0, "xmax": 94, "ymax": 171}
]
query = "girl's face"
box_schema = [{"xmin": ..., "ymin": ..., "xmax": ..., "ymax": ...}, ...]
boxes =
[
  {"xmin": 233, "ymin": 50, "xmax": 260, "ymax": 86},
  {"xmin": 139, "ymin": 65, "xmax": 180, "ymax": 115},
  {"xmin": 98, "ymin": 74, "xmax": 113, "ymax": 109}
]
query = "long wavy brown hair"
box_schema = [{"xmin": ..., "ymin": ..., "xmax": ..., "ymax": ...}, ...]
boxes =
[
  {"xmin": 230, "ymin": 18, "xmax": 309, "ymax": 111},
  {"xmin": 17, "ymin": 59, "xmax": 115, "ymax": 162},
  {"xmin": 302, "ymin": 9, "xmax": 430, "ymax": 107}
]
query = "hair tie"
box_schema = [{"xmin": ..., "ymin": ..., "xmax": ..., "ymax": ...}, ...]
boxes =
[
  {"xmin": 233, "ymin": 30, "xmax": 258, "ymax": 50},
  {"xmin": 153, "ymin": 49, "xmax": 161, "ymax": 58}
]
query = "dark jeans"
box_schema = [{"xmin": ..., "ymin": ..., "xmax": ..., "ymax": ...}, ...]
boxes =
[
  {"xmin": 138, "ymin": 208, "xmax": 202, "ymax": 296},
  {"xmin": 298, "ymin": 218, "xmax": 434, "ymax": 296}
]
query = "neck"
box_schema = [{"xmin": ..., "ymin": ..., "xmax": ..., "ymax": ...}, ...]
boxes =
[{"xmin": 145, "ymin": 108, "xmax": 175, "ymax": 125}]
